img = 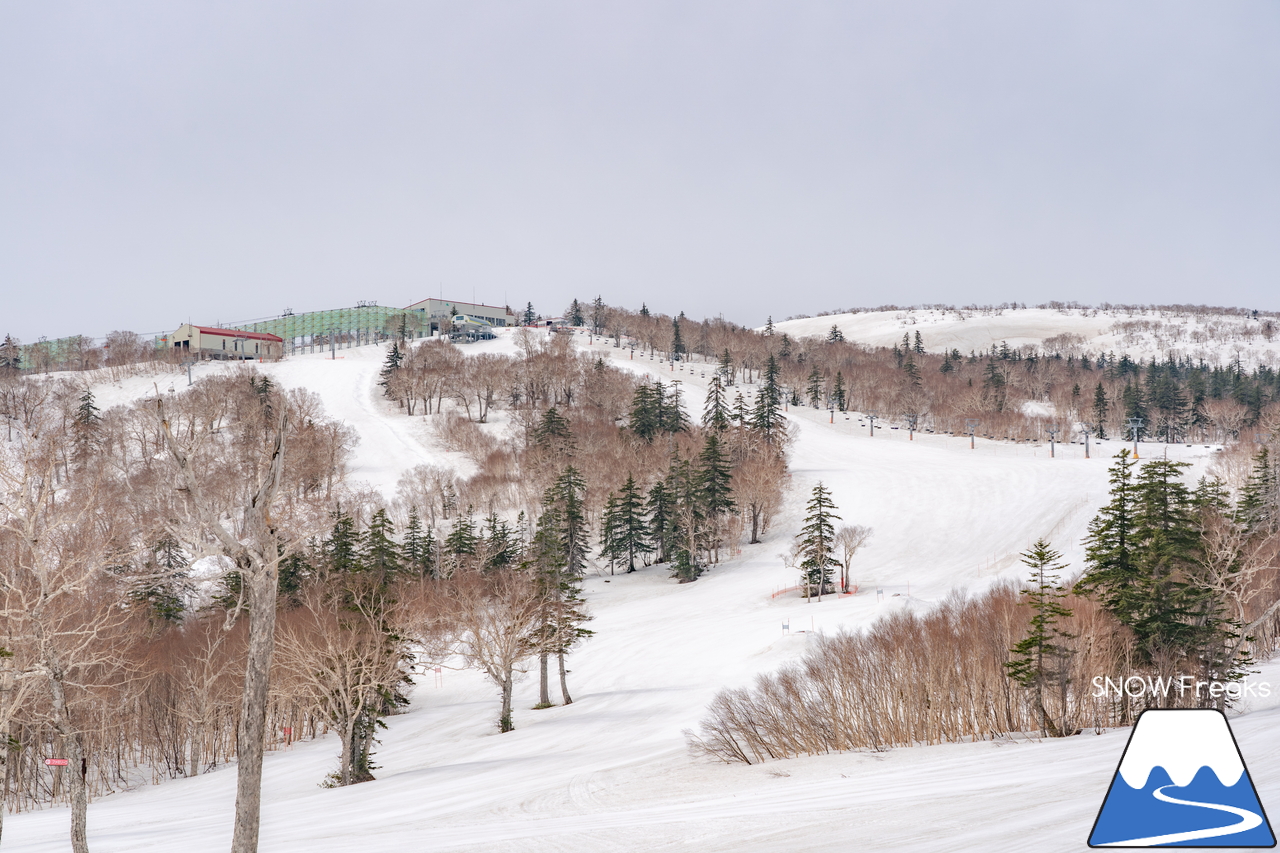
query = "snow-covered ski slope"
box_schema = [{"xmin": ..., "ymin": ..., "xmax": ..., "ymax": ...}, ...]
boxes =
[
  {"xmin": 9, "ymin": 330, "xmax": 1277, "ymax": 853},
  {"xmin": 773, "ymin": 306, "xmax": 1280, "ymax": 368}
]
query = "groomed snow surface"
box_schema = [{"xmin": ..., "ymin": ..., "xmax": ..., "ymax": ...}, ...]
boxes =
[{"xmin": 10, "ymin": 331, "xmax": 1280, "ymax": 852}]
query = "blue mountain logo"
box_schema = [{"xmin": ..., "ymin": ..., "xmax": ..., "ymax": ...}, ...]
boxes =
[{"xmin": 1089, "ymin": 708, "xmax": 1275, "ymax": 847}]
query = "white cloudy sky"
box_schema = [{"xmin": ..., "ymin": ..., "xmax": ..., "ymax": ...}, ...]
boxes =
[{"xmin": 2, "ymin": 2, "xmax": 1278, "ymax": 342}]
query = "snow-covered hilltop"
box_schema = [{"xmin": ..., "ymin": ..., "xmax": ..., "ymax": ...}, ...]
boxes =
[{"xmin": 773, "ymin": 306, "xmax": 1280, "ymax": 368}]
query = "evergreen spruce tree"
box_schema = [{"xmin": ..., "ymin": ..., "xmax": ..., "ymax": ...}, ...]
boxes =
[
  {"xmin": 1076, "ymin": 451, "xmax": 1140, "ymax": 622},
  {"xmin": 826, "ymin": 324, "xmax": 844, "ymax": 343},
  {"xmin": 796, "ymin": 483, "xmax": 840, "ymax": 599},
  {"xmin": 533, "ymin": 407, "xmax": 575, "ymax": 458},
  {"xmin": 134, "ymin": 533, "xmax": 190, "ymax": 626},
  {"xmin": 671, "ymin": 317, "xmax": 686, "ymax": 361},
  {"xmin": 668, "ymin": 457, "xmax": 706, "ymax": 581},
  {"xmin": 778, "ymin": 334, "xmax": 792, "ymax": 359},
  {"xmin": 378, "ymin": 343, "xmax": 402, "ymax": 396},
  {"xmin": 551, "ymin": 467, "xmax": 590, "ymax": 576},
  {"xmin": 569, "ymin": 298, "xmax": 586, "ymax": 326},
  {"xmin": 1005, "ymin": 540, "xmax": 1075, "ymax": 738},
  {"xmin": 732, "ymin": 391, "xmax": 749, "ymax": 426},
  {"xmin": 940, "ymin": 351, "xmax": 954, "ymax": 374},
  {"xmin": 913, "ymin": 330, "xmax": 925, "ymax": 354},
  {"xmin": 362, "ymin": 509, "xmax": 402, "ymax": 577},
  {"xmin": 717, "ymin": 348, "xmax": 734, "ymax": 384},
  {"xmin": 0, "ymin": 334, "xmax": 21, "ymax": 373},
  {"xmin": 522, "ymin": 302, "xmax": 537, "ymax": 325},
  {"xmin": 276, "ymin": 547, "xmax": 311, "ymax": 604},
  {"xmin": 402, "ymin": 507, "xmax": 436, "ymax": 576},
  {"xmin": 903, "ymin": 354, "xmax": 922, "ymax": 387},
  {"xmin": 764, "ymin": 316, "xmax": 775, "ymax": 336},
  {"xmin": 698, "ymin": 434, "xmax": 735, "ymax": 519},
  {"xmin": 533, "ymin": 467, "xmax": 593, "ymax": 704},
  {"xmin": 806, "ymin": 366, "xmax": 823, "ymax": 408},
  {"xmin": 982, "ymin": 361, "xmax": 1007, "ymax": 411},
  {"xmin": 76, "ymin": 389, "xmax": 101, "ymax": 425},
  {"xmin": 628, "ymin": 383, "xmax": 662, "ymax": 441},
  {"xmin": 323, "ymin": 510, "xmax": 363, "ymax": 574},
  {"xmin": 599, "ymin": 492, "xmax": 624, "ymax": 575},
  {"xmin": 73, "ymin": 388, "xmax": 102, "ymax": 464},
  {"xmin": 1128, "ymin": 459, "xmax": 1229, "ymax": 678},
  {"xmin": 703, "ymin": 375, "xmax": 731, "ymax": 432},
  {"xmin": 591, "ymin": 296, "xmax": 606, "ymax": 334},
  {"xmin": 1079, "ymin": 452, "xmax": 1239, "ymax": 689},
  {"xmin": 482, "ymin": 512, "xmax": 519, "ymax": 570},
  {"xmin": 831, "ymin": 371, "xmax": 847, "ymax": 411},
  {"xmin": 617, "ymin": 475, "xmax": 651, "ymax": 572},
  {"xmin": 639, "ymin": 303, "xmax": 650, "ymax": 318},
  {"xmin": 444, "ymin": 510, "xmax": 480, "ymax": 567},
  {"xmin": 751, "ymin": 354, "xmax": 784, "ymax": 442},
  {"xmin": 658, "ymin": 381, "xmax": 689, "ymax": 435},
  {"xmin": 1237, "ymin": 448, "xmax": 1278, "ymax": 533},
  {"xmin": 669, "ymin": 548, "xmax": 698, "ymax": 583},
  {"xmin": 1121, "ymin": 383, "xmax": 1148, "ymax": 439},
  {"xmin": 646, "ymin": 477, "xmax": 676, "ymax": 564},
  {"xmin": 1092, "ymin": 383, "xmax": 1109, "ymax": 438}
]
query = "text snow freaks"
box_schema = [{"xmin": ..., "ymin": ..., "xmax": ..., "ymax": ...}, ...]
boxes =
[{"xmin": 1091, "ymin": 675, "xmax": 1271, "ymax": 701}]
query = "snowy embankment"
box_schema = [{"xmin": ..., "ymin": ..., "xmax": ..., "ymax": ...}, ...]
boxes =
[
  {"xmin": 7, "ymin": 330, "xmax": 1273, "ymax": 853},
  {"xmin": 774, "ymin": 306, "xmax": 1280, "ymax": 369}
]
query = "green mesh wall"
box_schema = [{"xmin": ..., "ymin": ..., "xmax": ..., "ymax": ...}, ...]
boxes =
[{"xmin": 229, "ymin": 306, "xmax": 430, "ymax": 342}]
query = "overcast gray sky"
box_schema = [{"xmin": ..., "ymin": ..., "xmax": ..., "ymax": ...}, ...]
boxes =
[{"xmin": 2, "ymin": 2, "xmax": 1278, "ymax": 342}]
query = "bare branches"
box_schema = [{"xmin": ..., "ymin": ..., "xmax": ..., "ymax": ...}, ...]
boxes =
[{"xmin": 423, "ymin": 571, "xmax": 547, "ymax": 733}]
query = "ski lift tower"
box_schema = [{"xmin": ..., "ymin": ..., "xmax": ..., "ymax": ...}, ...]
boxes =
[
  {"xmin": 1081, "ymin": 422, "xmax": 1094, "ymax": 459},
  {"xmin": 866, "ymin": 410, "xmax": 878, "ymax": 437},
  {"xmin": 1127, "ymin": 417, "xmax": 1144, "ymax": 459},
  {"xmin": 1047, "ymin": 425, "xmax": 1059, "ymax": 458},
  {"xmin": 965, "ymin": 418, "xmax": 980, "ymax": 450}
]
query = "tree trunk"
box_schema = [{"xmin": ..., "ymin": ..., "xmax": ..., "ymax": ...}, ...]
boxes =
[
  {"xmin": 189, "ymin": 730, "xmax": 201, "ymax": 778},
  {"xmin": 157, "ymin": 401, "xmax": 289, "ymax": 853},
  {"xmin": 558, "ymin": 651, "xmax": 573, "ymax": 706},
  {"xmin": 499, "ymin": 671, "xmax": 515, "ymax": 732},
  {"xmin": 338, "ymin": 719, "xmax": 354, "ymax": 787},
  {"xmin": 46, "ymin": 666, "xmax": 89, "ymax": 853},
  {"xmin": 538, "ymin": 653, "xmax": 550, "ymax": 706},
  {"xmin": 230, "ymin": 565, "xmax": 279, "ymax": 853}
]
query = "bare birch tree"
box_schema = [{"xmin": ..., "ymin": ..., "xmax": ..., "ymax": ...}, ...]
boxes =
[
  {"xmin": 0, "ymin": 415, "xmax": 138, "ymax": 853},
  {"xmin": 155, "ymin": 397, "xmax": 291, "ymax": 853},
  {"xmin": 431, "ymin": 571, "xmax": 545, "ymax": 733}
]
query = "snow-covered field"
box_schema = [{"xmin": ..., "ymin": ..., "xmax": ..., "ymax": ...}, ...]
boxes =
[
  {"xmin": 8, "ymin": 329, "xmax": 1274, "ymax": 852},
  {"xmin": 774, "ymin": 306, "xmax": 1280, "ymax": 369}
]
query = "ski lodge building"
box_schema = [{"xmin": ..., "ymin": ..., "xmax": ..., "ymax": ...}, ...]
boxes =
[
  {"xmin": 403, "ymin": 298, "xmax": 517, "ymax": 328},
  {"xmin": 161, "ymin": 324, "xmax": 284, "ymax": 360}
]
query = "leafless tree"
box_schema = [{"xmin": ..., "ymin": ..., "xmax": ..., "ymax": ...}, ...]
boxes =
[
  {"xmin": 0, "ymin": 416, "xmax": 140, "ymax": 853},
  {"xmin": 429, "ymin": 571, "xmax": 546, "ymax": 733},
  {"xmin": 834, "ymin": 525, "xmax": 873, "ymax": 594},
  {"xmin": 275, "ymin": 581, "xmax": 413, "ymax": 786},
  {"xmin": 155, "ymin": 396, "xmax": 292, "ymax": 853}
]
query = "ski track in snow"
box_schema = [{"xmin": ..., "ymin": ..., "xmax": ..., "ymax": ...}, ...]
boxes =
[{"xmin": 9, "ymin": 330, "xmax": 1276, "ymax": 852}]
